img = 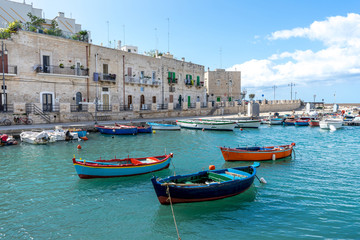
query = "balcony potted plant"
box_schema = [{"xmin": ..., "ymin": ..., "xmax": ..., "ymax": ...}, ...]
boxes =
[
  {"xmin": 80, "ymin": 65, "xmax": 84, "ymax": 70},
  {"xmin": 59, "ymin": 63, "xmax": 64, "ymax": 68},
  {"xmin": 70, "ymin": 65, "xmax": 75, "ymax": 69}
]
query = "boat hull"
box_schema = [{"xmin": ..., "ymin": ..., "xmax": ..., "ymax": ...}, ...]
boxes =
[
  {"xmin": 73, "ymin": 155, "xmax": 172, "ymax": 179},
  {"xmin": 146, "ymin": 122, "xmax": 180, "ymax": 130},
  {"xmin": 268, "ymin": 118, "xmax": 283, "ymax": 125},
  {"xmin": 236, "ymin": 120, "xmax": 261, "ymax": 128},
  {"xmin": 294, "ymin": 121, "xmax": 309, "ymax": 126},
  {"xmin": 219, "ymin": 145, "xmax": 293, "ymax": 161},
  {"xmin": 95, "ymin": 125, "xmax": 138, "ymax": 135},
  {"xmin": 176, "ymin": 120, "xmax": 236, "ymax": 131},
  {"xmin": 151, "ymin": 165, "xmax": 257, "ymax": 204},
  {"xmin": 319, "ymin": 120, "xmax": 343, "ymax": 129},
  {"xmin": 309, "ymin": 120, "xmax": 320, "ymax": 127},
  {"xmin": 137, "ymin": 126, "xmax": 152, "ymax": 133}
]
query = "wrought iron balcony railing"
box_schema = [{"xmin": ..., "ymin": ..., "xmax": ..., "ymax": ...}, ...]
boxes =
[
  {"xmin": 35, "ymin": 65, "xmax": 89, "ymax": 76},
  {"xmin": 0, "ymin": 65, "xmax": 17, "ymax": 74}
]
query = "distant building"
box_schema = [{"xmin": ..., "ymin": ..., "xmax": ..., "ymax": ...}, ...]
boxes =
[
  {"xmin": 0, "ymin": 0, "xmax": 82, "ymax": 34},
  {"xmin": 204, "ymin": 68, "xmax": 241, "ymax": 102},
  {"xmin": 120, "ymin": 45, "xmax": 138, "ymax": 54}
]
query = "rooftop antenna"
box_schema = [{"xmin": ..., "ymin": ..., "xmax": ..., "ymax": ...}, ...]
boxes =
[
  {"xmin": 106, "ymin": 21, "xmax": 110, "ymax": 47},
  {"xmin": 155, "ymin": 27, "xmax": 158, "ymax": 50},
  {"xmin": 123, "ymin": 24, "xmax": 125, "ymax": 46},
  {"xmin": 167, "ymin": 17, "xmax": 170, "ymax": 53}
]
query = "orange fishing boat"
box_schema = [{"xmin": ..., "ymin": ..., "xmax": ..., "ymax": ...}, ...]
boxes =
[{"xmin": 219, "ymin": 143, "xmax": 295, "ymax": 161}]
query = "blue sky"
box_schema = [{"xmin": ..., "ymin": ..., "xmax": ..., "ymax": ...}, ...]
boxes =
[{"xmin": 19, "ymin": 0, "xmax": 360, "ymax": 103}]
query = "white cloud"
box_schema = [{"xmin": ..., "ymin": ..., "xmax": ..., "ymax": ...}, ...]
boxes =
[{"xmin": 228, "ymin": 13, "xmax": 360, "ymax": 88}]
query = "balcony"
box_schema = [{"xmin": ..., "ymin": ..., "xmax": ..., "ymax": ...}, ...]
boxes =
[
  {"xmin": 185, "ymin": 79, "xmax": 193, "ymax": 87},
  {"xmin": 0, "ymin": 65, "xmax": 17, "ymax": 75},
  {"xmin": 125, "ymin": 76, "xmax": 161, "ymax": 86},
  {"xmin": 99, "ymin": 73, "xmax": 116, "ymax": 82},
  {"xmin": 35, "ymin": 65, "xmax": 89, "ymax": 77},
  {"xmin": 201, "ymin": 102, "xmax": 208, "ymax": 108},
  {"xmin": 168, "ymin": 78, "xmax": 178, "ymax": 84}
]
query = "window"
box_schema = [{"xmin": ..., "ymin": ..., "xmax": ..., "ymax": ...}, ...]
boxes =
[
  {"xmin": 102, "ymin": 87, "xmax": 109, "ymax": 92},
  {"xmin": 140, "ymin": 71, "xmax": 144, "ymax": 79},
  {"xmin": 43, "ymin": 55, "xmax": 50, "ymax": 73},
  {"xmin": 127, "ymin": 67, "xmax": 132, "ymax": 76},
  {"xmin": 152, "ymin": 96, "xmax": 156, "ymax": 103},
  {"xmin": 152, "ymin": 71, "xmax": 156, "ymax": 80},
  {"xmin": 103, "ymin": 64, "xmax": 108, "ymax": 74}
]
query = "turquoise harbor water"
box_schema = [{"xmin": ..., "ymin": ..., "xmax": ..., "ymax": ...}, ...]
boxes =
[{"xmin": 1, "ymin": 125, "xmax": 360, "ymax": 239}]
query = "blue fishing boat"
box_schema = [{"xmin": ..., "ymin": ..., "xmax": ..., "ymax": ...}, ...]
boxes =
[
  {"xmin": 146, "ymin": 122, "xmax": 180, "ymax": 130},
  {"xmin": 95, "ymin": 125, "xmax": 138, "ymax": 135},
  {"xmin": 115, "ymin": 123, "xmax": 152, "ymax": 133},
  {"xmin": 151, "ymin": 163, "xmax": 260, "ymax": 204},
  {"xmin": 294, "ymin": 117, "xmax": 310, "ymax": 126},
  {"xmin": 66, "ymin": 128, "xmax": 87, "ymax": 137},
  {"xmin": 73, "ymin": 153, "xmax": 173, "ymax": 179}
]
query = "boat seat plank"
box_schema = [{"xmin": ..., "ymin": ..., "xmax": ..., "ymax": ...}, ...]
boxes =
[
  {"xmin": 227, "ymin": 168, "xmax": 250, "ymax": 177},
  {"xmin": 208, "ymin": 172, "xmax": 232, "ymax": 182},
  {"xmin": 225, "ymin": 171, "xmax": 247, "ymax": 178}
]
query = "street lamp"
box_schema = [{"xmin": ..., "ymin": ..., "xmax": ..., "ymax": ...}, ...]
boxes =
[{"xmin": 1, "ymin": 41, "xmax": 8, "ymax": 111}]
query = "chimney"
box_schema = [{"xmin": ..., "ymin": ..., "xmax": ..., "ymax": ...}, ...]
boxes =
[
  {"xmin": 58, "ymin": 12, "xmax": 64, "ymax": 18},
  {"xmin": 117, "ymin": 40, "xmax": 121, "ymax": 49},
  {"xmin": 181, "ymin": 57, "xmax": 185, "ymax": 61}
]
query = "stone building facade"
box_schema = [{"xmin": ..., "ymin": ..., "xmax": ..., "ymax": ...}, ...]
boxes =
[
  {"xmin": 204, "ymin": 68, "xmax": 241, "ymax": 103},
  {"xmin": 0, "ymin": 30, "xmax": 216, "ymax": 123}
]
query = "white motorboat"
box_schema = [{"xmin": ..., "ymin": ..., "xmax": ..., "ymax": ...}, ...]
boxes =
[
  {"xmin": 319, "ymin": 119, "xmax": 343, "ymax": 130},
  {"xmin": 268, "ymin": 118, "xmax": 283, "ymax": 125},
  {"xmin": 176, "ymin": 119, "xmax": 237, "ymax": 131},
  {"xmin": 44, "ymin": 127, "xmax": 78, "ymax": 141},
  {"xmin": 20, "ymin": 131, "xmax": 54, "ymax": 144},
  {"xmin": 235, "ymin": 119, "xmax": 261, "ymax": 128}
]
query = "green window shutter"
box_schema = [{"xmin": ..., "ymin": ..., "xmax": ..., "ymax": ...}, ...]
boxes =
[
  {"xmin": 190, "ymin": 75, "xmax": 192, "ymax": 80},
  {"xmin": 173, "ymin": 72, "xmax": 175, "ymax": 82},
  {"xmin": 217, "ymin": 97, "xmax": 221, "ymax": 102},
  {"xmin": 197, "ymin": 76, "xmax": 200, "ymax": 85}
]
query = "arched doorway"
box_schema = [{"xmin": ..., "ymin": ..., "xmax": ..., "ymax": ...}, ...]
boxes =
[
  {"xmin": 76, "ymin": 92, "xmax": 82, "ymax": 111},
  {"xmin": 128, "ymin": 95, "xmax": 132, "ymax": 109},
  {"xmin": 140, "ymin": 95, "xmax": 145, "ymax": 109}
]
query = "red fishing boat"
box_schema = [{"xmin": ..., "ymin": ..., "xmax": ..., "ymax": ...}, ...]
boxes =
[
  {"xmin": 309, "ymin": 119, "xmax": 320, "ymax": 127},
  {"xmin": 219, "ymin": 143, "xmax": 295, "ymax": 161}
]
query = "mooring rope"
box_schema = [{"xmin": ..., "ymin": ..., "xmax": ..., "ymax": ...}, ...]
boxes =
[
  {"xmin": 170, "ymin": 159, "xmax": 176, "ymax": 176},
  {"xmin": 166, "ymin": 185, "xmax": 181, "ymax": 240}
]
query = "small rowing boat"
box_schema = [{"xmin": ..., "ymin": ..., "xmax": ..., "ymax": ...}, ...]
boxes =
[
  {"xmin": 219, "ymin": 143, "xmax": 295, "ymax": 161},
  {"xmin": 151, "ymin": 163, "xmax": 260, "ymax": 204},
  {"xmin": 73, "ymin": 153, "xmax": 173, "ymax": 179}
]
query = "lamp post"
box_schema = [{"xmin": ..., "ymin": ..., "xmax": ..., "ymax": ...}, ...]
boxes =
[
  {"xmin": 288, "ymin": 82, "xmax": 295, "ymax": 100},
  {"xmin": 1, "ymin": 41, "xmax": 7, "ymax": 111}
]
